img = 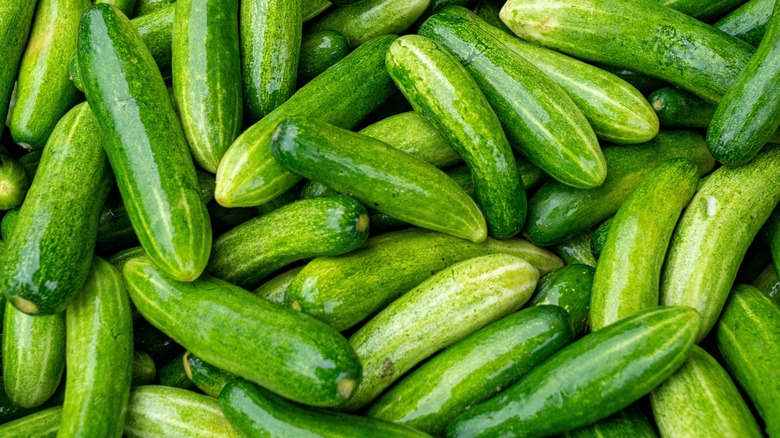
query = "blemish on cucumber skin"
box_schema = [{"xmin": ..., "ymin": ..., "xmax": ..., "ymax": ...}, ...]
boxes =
[{"xmin": 705, "ymin": 196, "xmax": 718, "ymax": 217}]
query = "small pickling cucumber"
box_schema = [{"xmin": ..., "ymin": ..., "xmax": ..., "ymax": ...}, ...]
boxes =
[
  {"xmin": 648, "ymin": 87, "xmax": 717, "ymax": 128},
  {"xmin": 0, "ymin": 208, "xmax": 19, "ymax": 240},
  {"xmin": 0, "ymin": 406, "xmax": 62, "ymax": 438},
  {"xmin": 656, "ymin": 0, "xmax": 746, "ymax": 21},
  {"xmin": 752, "ymin": 263, "xmax": 780, "ymax": 302},
  {"xmin": 528, "ymin": 264, "xmax": 595, "ymax": 336},
  {"xmin": 157, "ymin": 353, "xmax": 194, "ymax": 389},
  {"xmin": 303, "ymin": 0, "xmax": 331, "ymax": 22},
  {"xmin": 132, "ymin": 351, "xmax": 156, "ymax": 387},
  {"xmin": 0, "ymin": 146, "xmax": 29, "ymax": 210},
  {"xmin": 0, "ymin": 1, "xmax": 37, "ymax": 129},
  {"xmin": 183, "ymin": 352, "xmax": 236, "ymax": 398},
  {"xmin": 590, "ymin": 217, "xmax": 613, "ymax": 259},
  {"xmin": 716, "ymin": 0, "xmax": 774, "ymax": 47},
  {"xmin": 445, "ymin": 158, "xmax": 547, "ymax": 198},
  {"xmin": 298, "ymin": 31, "xmax": 350, "ymax": 86},
  {"xmin": 311, "ymin": 0, "xmax": 430, "ymax": 47},
  {"xmin": 252, "ymin": 266, "xmax": 303, "ymax": 304},
  {"xmin": 563, "ymin": 404, "xmax": 658, "ymax": 438},
  {"xmin": 553, "ymin": 232, "xmax": 597, "ymax": 268},
  {"xmin": 133, "ymin": 0, "xmax": 174, "ymax": 16}
]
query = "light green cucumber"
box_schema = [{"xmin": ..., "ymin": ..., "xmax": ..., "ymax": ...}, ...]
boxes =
[
  {"xmin": 311, "ymin": 0, "xmax": 430, "ymax": 47},
  {"xmin": 590, "ymin": 217, "xmax": 613, "ymax": 259},
  {"xmin": 298, "ymin": 31, "xmax": 350, "ymax": 86},
  {"xmin": 553, "ymin": 232, "xmax": 597, "ymax": 268},
  {"xmin": 183, "ymin": 352, "xmax": 236, "ymax": 398},
  {"xmin": 0, "ymin": 406, "xmax": 61, "ymax": 438},
  {"xmin": 716, "ymin": 0, "xmax": 774, "ymax": 47},
  {"xmin": 131, "ymin": 351, "xmax": 156, "ymax": 387},
  {"xmin": 0, "ymin": 146, "xmax": 29, "ymax": 210},
  {"xmin": 528, "ymin": 264, "xmax": 595, "ymax": 336},
  {"xmin": 133, "ymin": 0, "xmax": 174, "ymax": 16},
  {"xmin": 0, "ymin": 1, "xmax": 37, "ymax": 129},
  {"xmin": 562, "ymin": 404, "xmax": 658, "ymax": 438},
  {"xmin": 252, "ymin": 266, "xmax": 303, "ymax": 304}
]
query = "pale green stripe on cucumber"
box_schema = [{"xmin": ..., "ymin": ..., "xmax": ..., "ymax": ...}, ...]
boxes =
[
  {"xmin": 311, "ymin": 0, "xmax": 430, "ymax": 47},
  {"xmin": 0, "ymin": 406, "xmax": 62, "ymax": 438},
  {"xmin": 528, "ymin": 264, "xmax": 594, "ymax": 336},
  {"xmin": 0, "ymin": 1, "xmax": 37, "ymax": 129},
  {"xmin": 0, "ymin": 146, "xmax": 29, "ymax": 210},
  {"xmin": 563, "ymin": 404, "xmax": 658, "ymax": 438},
  {"xmin": 715, "ymin": 0, "xmax": 774, "ymax": 47}
]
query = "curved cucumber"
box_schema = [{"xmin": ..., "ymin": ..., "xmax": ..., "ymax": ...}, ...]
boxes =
[
  {"xmin": 252, "ymin": 265, "xmax": 303, "ymax": 304},
  {"xmin": 131, "ymin": 351, "xmax": 156, "ymax": 387},
  {"xmin": 184, "ymin": 352, "xmax": 236, "ymax": 398},
  {"xmin": 553, "ymin": 232, "xmax": 597, "ymax": 268},
  {"xmin": 590, "ymin": 217, "xmax": 613, "ymax": 259},
  {"xmin": 0, "ymin": 406, "xmax": 61, "ymax": 438},
  {"xmin": 657, "ymin": 0, "xmax": 746, "ymax": 21},
  {"xmin": 0, "ymin": 1, "xmax": 37, "ymax": 129},
  {"xmin": 716, "ymin": 0, "xmax": 774, "ymax": 47},
  {"xmin": 0, "ymin": 146, "xmax": 29, "ymax": 210},
  {"xmin": 311, "ymin": 0, "xmax": 429, "ymax": 47},
  {"xmin": 528, "ymin": 264, "xmax": 594, "ymax": 336},
  {"xmin": 0, "ymin": 376, "xmax": 63, "ymax": 426},
  {"xmin": 298, "ymin": 31, "xmax": 350, "ymax": 86},
  {"xmin": 563, "ymin": 404, "xmax": 658, "ymax": 438}
]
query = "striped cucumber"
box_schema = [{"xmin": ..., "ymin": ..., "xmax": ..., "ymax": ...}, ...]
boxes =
[
  {"xmin": 590, "ymin": 217, "xmax": 613, "ymax": 259},
  {"xmin": 0, "ymin": 1, "xmax": 37, "ymax": 135},
  {"xmin": 311, "ymin": 0, "xmax": 430, "ymax": 47},
  {"xmin": 528, "ymin": 264, "xmax": 594, "ymax": 336},
  {"xmin": 252, "ymin": 266, "xmax": 302, "ymax": 304},
  {"xmin": 97, "ymin": 0, "xmax": 137, "ymax": 15},
  {"xmin": 563, "ymin": 404, "xmax": 658, "ymax": 438},
  {"xmin": 595, "ymin": 65, "xmax": 669, "ymax": 95},
  {"xmin": 298, "ymin": 31, "xmax": 350, "ymax": 86},
  {"xmin": 183, "ymin": 352, "xmax": 236, "ymax": 398},
  {"xmin": 716, "ymin": 0, "xmax": 774, "ymax": 47},
  {"xmin": 0, "ymin": 146, "xmax": 29, "ymax": 210},
  {"xmin": 0, "ymin": 406, "xmax": 61, "ymax": 438},
  {"xmin": 0, "ymin": 376, "xmax": 63, "ymax": 425}
]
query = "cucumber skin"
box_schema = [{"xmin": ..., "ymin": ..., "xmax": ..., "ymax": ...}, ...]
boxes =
[
  {"xmin": 131, "ymin": 351, "xmax": 156, "ymax": 387},
  {"xmin": 0, "ymin": 406, "xmax": 62, "ymax": 438},
  {"xmin": 366, "ymin": 306, "xmax": 573, "ymax": 435},
  {"xmin": 79, "ymin": 4, "xmax": 212, "ymax": 282},
  {"xmin": 657, "ymin": 0, "xmax": 746, "ymax": 21},
  {"xmin": 134, "ymin": 0, "xmax": 174, "ymax": 16},
  {"xmin": 0, "ymin": 147, "xmax": 29, "ymax": 210},
  {"xmin": 595, "ymin": 65, "xmax": 669, "ymax": 95},
  {"xmin": 386, "ymin": 35, "xmax": 526, "ymax": 239},
  {"xmin": 563, "ymin": 404, "xmax": 657, "ymax": 438},
  {"xmin": 716, "ymin": 284, "xmax": 780, "ymax": 437},
  {"xmin": 651, "ymin": 346, "xmax": 763, "ymax": 438},
  {"xmin": 298, "ymin": 31, "xmax": 350, "ymax": 86},
  {"xmin": 311, "ymin": 0, "xmax": 429, "ymax": 47},
  {"xmin": 252, "ymin": 265, "xmax": 302, "ymax": 304},
  {"xmin": 184, "ymin": 353, "xmax": 236, "ymax": 398},
  {"xmin": 96, "ymin": 0, "xmax": 137, "ymax": 16},
  {"xmin": 157, "ymin": 353, "xmax": 194, "ymax": 389},
  {"xmin": 0, "ymin": 2, "xmax": 37, "ymax": 133},
  {"xmin": 500, "ymin": 0, "xmax": 754, "ymax": 104},
  {"xmin": 420, "ymin": 8, "xmax": 606, "ymax": 189},
  {"xmin": 215, "ymin": 35, "xmax": 398, "ymax": 208},
  {"xmin": 528, "ymin": 264, "xmax": 594, "ymax": 336},
  {"xmin": 590, "ymin": 159, "xmax": 699, "ymax": 331},
  {"xmin": 716, "ymin": 0, "xmax": 774, "ymax": 47},
  {"xmin": 590, "ymin": 217, "xmax": 613, "ymax": 259},
  {"xmin": 553, "ymin": 232, "xmax": 597, "ymax": 268},
  {"xmin": 0, "ymin": 376, "xmax": 63, "ymax": 426},
  {"xmin": 752, "ymin": 264, "xmax": 780, "ymax": 302},
  {"xmin": 60, "ymin": 258, "xmax": 133, "ymax": 438},
  {"xmin": 446, "ymin": 306, "xmax": 700, "ymax": 438},
  {"xmin": 649, "ymin": 87, "xmax": 717, "ymax": 128},
  {"xmin": 303, "ymin": 0, "xmax": 331, "ymax": 22},
  {"xmin": 0, "ymin": 208, "xmax": 19, "ymax": 241},
  {"xmin": 270, "ymin": 117, "xmax": 486, "ymax": 242},
  {"xmin": 0, "ymin": 103, "xmax": 111, "ymax": 315},
  {"xmin": 661, "ymin": 145, "xmax": 780, "ymax": 341},
  {"xmin": 124, "ymin": 257, "xmax": 361, "ymax": 407},
  {"xmin": 525, "ymin": 130, "xmax": 716, "ymax": 246}
]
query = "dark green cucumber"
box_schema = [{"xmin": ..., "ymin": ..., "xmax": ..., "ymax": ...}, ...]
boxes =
[
  {"xmin": 344, "ymin": 254, "xmax": 539, "ymax": 411},
  {"xmin": 60, "ymin": 257, "xmax": 133, "ymax": 437},
  {"xmin": 657, "ymin": 0, "xmax": 746, "ymax": 21},
  {"xmin": 0, "ymin": 208, "xmax": 17, "ymax": 240},
  {"xmin": 208, "ymin": 204, "xmax": 258, "ymax": 236},
  {"xmin": 0, "ymin": 1, "xmax": 37, "ymax": 134},
  {"xmin": 366, "ymin": 306, "xmax": 572, "ymax": 435},
  {"xmin": 528, "ymin": 264, "xmax": 595, "ymax": 336},
  {"xmin": 216, "ymin": 35, "xmax": 398, "ymax": 207},
  {"xmin": 0, "ymin": 103, "xmax": 111, "ymax": 315},
  {"xmin": 591, "ymin": 159, "xmax": 699, "ymax": 331},
  {"xmin": 303, "ymin": 0, "xmax": 331, "ymax": 22},
  {"xmin": 446, "ymin": 306, "xmax": 700, "ymax": 438},
  {"xmin": 271, "ymin": 117, "xmax": 486, "ymax": 242},
  {"xmin": 590, "ymin": 217, "xmax": 613, "ymax": 259},
  {"xmin": 79, "ymin": 4, "xmax": 212, "ymax": 282},
  {"xmin": 285, "ymin": 228, "xmax": 562, "ymax": 331},
  {"xmin": 716, "ymin": 0, "xmax": 773, "ymax": 47},
  {"xmin": 133, "ymin": 317, "xmax": 183, "ymax": 365},
  {"xmin": 0, "ymin": 147, "xmax": 29, "ymax": 210},
  {"xmin": 661, "ymin": 145, "xmax": 780, "ymax": 341},
  {"xmin": 298, "ymin": 31, "xmax": 350, "ymax": 86},
  {"xmin": 0, "ymin": 376, "xmax": 64, "ymax": 425},
  {"xmin": 108, "ymin": 246, "xmax": 146, "ymax": 273},
  {"xmin": 183, "ymin": 352, "xmax": 236, "ymax": 398},
  {"xmin": 651, "ymin": 346, "xmax": 762, "ymax": 437},
  {"xmin": 208, "ymin": 196, "xmax": 369, "ymax": 288},
  {"xmin": 753, "ymin": 263, "xmax": 780, "ymax": 302},
  {"xmin": 96, "ymin": 0, "xmax": 137, "ymax": 16},
  {"xmin": 241, "ymin": 0, "xmax": 301, "ymax": 121},
  {"xmin": 526, "ymin": 130, "xmax": 716, "ymax": 246},
  {"xmin": 595, "ymin": 64, "xmax": 669, "ymax": 95},
  {"xmin": 500, "ymin": 0, "xmax": 754, "ymax": 103},
  {"xmin": 413, "ymin": 0, "xmax": 475, "ymax": 30},
  {"xmin": 649, "ymin": 87, "xmax": 718, "ymax": 128},
  {"xmin": 716, "ymin": 284, "xmax": 780, "ymax": 437},
  {"xmin": 553, "ymin": 232, "xmax": 597, "ymax": 268},
  {"xmin": 221, "ymin": 380, "xmax": 431, "ymax": 438},
  {"xmin": 563, "ymin": 404, "xmax": 657, "ymax": 438},
  {"xmin": 173, "ymin": 0, "xmax": 242, "ymax": 173},
  {"xmin": 157, "ymin": 353, "xmax": 194, "ymax": 389},
  {"xmin": 133, "ymin": 0, "xmax": 174, "ymax": 16},
  {"xmin": 387, "ymin": 35, "xmax": 525, "ymax": 239},
  {"xmin": 311, "ymin": 0, "xmax": 429, "ymax": 47},
  {"xmin": 477, "ymin": 0, "xmax": 512, "ymax": 33},
  {"xmin": 18, "ymin": 150, "xmax": 42, "ymax": 180},
  {"xmin": 0, "ymin": 406, "xmax": 61, "ymax": 438},
  {"xmin": 252, "ymin": 266, "xmax": 303, "ymax": 304},
  {"xmin": 124, "ymin": 257, "xmax": 361, "ymax": 407},
  {"xmin": 131, "ymin": 351, "xmax": 156, "ymax": 387},
  {"xmin": 445, "ymin": 158, "xmax": 547, "ymax": 197},
  {"xmin": 420, "ymin": 8, "xmax": 605, "ymax": 189}
]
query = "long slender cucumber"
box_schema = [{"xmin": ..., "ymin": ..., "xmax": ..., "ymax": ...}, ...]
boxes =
[
  {"xmin": 715, "ymin": 0, "xmax": 774, "ymax": 47},
  {"xmin": 0, "ymin": 1, "xmax": 37, "ymax": 131},
  {"xmin": 311, "ymin": 0, "xmax": 430, "ymax": 47},
  {"xmin": 0, "ymin": 406, "xmax": 62, "ymax": 438}
]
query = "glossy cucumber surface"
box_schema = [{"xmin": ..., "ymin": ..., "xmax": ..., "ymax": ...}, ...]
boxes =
[
  {"xmin": 298, "ymin": 31, "xmax": 350, "ymax": 85},
  {"xmin": 0, "ymin": 406, "xmax": 62, "ymax": 438},
  {"xmin": 657, "ymin": 0, "xmax": 746, "ymax": 21},
  {"xmin": 311, "ymin": 0, "xmax": 430, "ymax": 47},
  {"xmin": 563, "ymin": 404, "xmax": 658, "ymax": 438},
  {"xmin": 528, "ymin": 264, "xmax": 594, "ymax": 336},
  {"xmin": 183, "ymin": 352, "xmax": 236, "ymax": 398},
  {"xmin": 252, "ymin": 266, "xmax": 302, "ymax": 304},
  {"xmin": 0, "ymin": 147, "xmax": 29, "ymax": 210},
  {"xmin": 716, "ymin": 0, "xmax": 774, "ymax": 47}
]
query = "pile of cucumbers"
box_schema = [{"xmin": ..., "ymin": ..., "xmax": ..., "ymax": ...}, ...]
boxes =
[{"xmin": 0, "ymin": 0, "xmax": 779, "ymax": 436}]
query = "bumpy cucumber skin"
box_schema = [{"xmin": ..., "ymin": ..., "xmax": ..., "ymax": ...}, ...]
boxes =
[
  {"xmin": 0, "ymin": 406, "xmax": 62, "ymax": 438},
  {"xmin": 60, "ymin": 258, "xmax": 133, "ymax": 438},
  {"xmin": 591, "ymin": 159, "xmax": 699, "ymax": 331},
  {"xmin": 216, "ymin": 35, "xmax": 398, "ymax": 207},
  {"xmin": 553, "ymin": 232, "xmax": 598, "ymax": 268},
  {"xmin": 184, "ymin": 352, "xmax": 236, "ymax": 398},
  {"xmin": 252, "ymin": 266, "xmax": 303, "ymax": 304},
  {"xmin": 367, "ymin": 306, "xmax": 572, "ymax": 435},
  {"xmin": 529, "ymin": 264, "xmax": 594, "ymax": 336},
  {"xmin": 98, "ymin": 0, "xmax": 137, "ymax": 15},
  {"xmin": 649, "ymin": 87, "xmax": 717, "ymax": 128},
  {"xmin": 0, "ymin": 147, "xmax": 29, "ymax": 210},
  {"xmin": 0, "ymin": 376, "xmax": 63, "ymax": 426},
  {"xmin": 303, "ymin": 0, "xmax": 331, "ymax": 22},
  {"xmin": 0, "ymin": 103, "xmax": 111, "ymax": 315},
  {"xmin": 594, "ymin": 65, "xmax": 669, "ymax": 95},
  {"xmin": 298, "ymin": 31, "xmax": 350, "ymax": 86},
  {"xmin": 311, "ymin": 0, "xmax": 429, "ymax": 47},
  {"xmin": 716, "ymin": 285, "xmax": 780, "ymax": 437},
  {"xmin": 0, "ymin": 208, "xmax": 19, "ymax": 240},
  {"xmin": 526, "ymin": 131, "xmax": 716, "ymax": 246},
  {"xmin": 0, "ymin": 1, "xmax": 37, "ymax": 133},
  {"xmin": 563, "ymin": 404, "xmax": 658, "ymax": 438},
  {"xmin": 658, "ymin": 0, "xmax": 745, "ymax": 21},
  {"xmin": 133, "ymin": 0, "xmax": 174, "ymax": 16},
  {"xmin": 661, "ymin": 145, "xmax": 780, "ymax": 341},
  {"xmin": 124, "ymin": 257, "xmax": 361, "ymax": 407},
  {"xmin": 19, "ymin": 150, "xmax": 42, "ymax": 180},
  {"xmin": 500, "ymin": 0, "xmax": 754, "ymax": 103},
  {"xmin": 131, "ymin": 351, "xmax": 156, "ymax": 386},
  {"xmin": 79, "ymin": 4, "xmax": 212, "ymax": 282},
  {"xmin": 387, "ymin": 35, "xmax": 525, "ymax": 239},
  {"xmin": 421, "ymin": 8, "xmax": 605, "ymax": 189},
  {"xmin": 716, "ymin": 0, "xmax": 774, "ymax": 47},
  {"xmin": 446, "ymin": 157, "xmax": 547, "ymax": 194},
  {"xmin": 446, "ymin": 306, "xmax": 700, "ymax": 438},
  {"xmin": 590, "ymin": 217, "xmax": 613, "ymax": 259},
  {"xmin": 651, "ymin": 346, "xmax": 763, "ymax": 438}
]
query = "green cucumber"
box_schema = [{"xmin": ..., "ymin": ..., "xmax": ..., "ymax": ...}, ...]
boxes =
[
  {"xmin": 173, "ymin": 0, "xmax": 242, "ymax": 173},
  {"xmin": 413, "ymin": 0, "xmax": 474, "ymax": 30},
  {"xmin": 221, "ymin": 379, "xmax": 431, "ymax": 438},
  {"xmin": 271, "ymin": 117, "xmax": 486, "ymax": 242},
  {"xmin": 716, "ymin": 284, "xmax": 780, "ymax": 437},
  {"xmin": 657, "ymin": 0, "xmax": 746, "ymax": 21},
  {"xmin": 500, "ymin": 0, "xmax": 754, "ymax": 104},
  {"xmin": 125, "ymin": 386, "xmax": 238, "ymax": 438},
  {"xmin": 133, "ymin": 318, "xmax": 182, "ymax": 365},
  {"xmin": 591, "ymin": 159, "xmax": 699, "ymax": 331},
  {"xmin": 0, "ymin": 406, "xmax": 61, "ymax": 438},
  {"xmin": 0, "ymin": 376, "xmax": 64, "ymax": 425},
  {"xmin": 445, "ymin": 158, "xmax": 547, "ymax": 198},
  {"xmin": 366, "ymin": 306, "xmax": 572, "ymax": 435},
  {"xmin": 215, "ymin": 35, "xmax": 398, "ymax": 207},
  {"xmin": 157, "ymin": 353, "xmax": 194, "ymax": 389},
  {"xmin": 446, "ymin": 306, "xmax": 700, "ymax": 438},
  {"xmin": 252, "ymin": 266, "xmax": 303, "ymax": 304},
  {"xmin": 526, "ymin": 130, "xmax": 716, "ymax": 246},
  {"xmin": 420, "ymin": 8, "xmax": 605, "ymax": 189},
  {"xmin": 387, "ymin": 35, "xmax": 525, "ymax": 238},
  {"xmin": 0, "ymin": 1, "xmax": 37, "ymax": 133},
  {"xmin": 716, "ymin": 0, "xmax": 773, "ymax": 47},
  {"xmin": 108, "ymin": 246, "xmax": 146, "ymax": 273},
  {"xmin": 79, "ymin": 4, "xmax": 212, "ymax": 282},
  {"xmin": 594, "ymin": 65, "xmax": 669, "ymax": 95},
  {"xmin": 590, "ymin": 217, "xmax": 613, "ymax": 259},
  {"xmin": 648, "ymin": 87, "xmax": 717, "ymax": 128},
  {"xmin": 311, "ymin": 0, "xmax": 430, "ymax": 47},
  {"xmin": 553, "ymin": 232, "xmax": 598, "ymax": 268},
  {"xmin": 303, "ymin": 0, "xmax": 331, "ymax": 22},
  {"xmin": 59, "ymin": 257, "xmax": 133, "ymax": 437},
  {"xmin": 752, "ymin": 263, "xmax": 780, "ymax": 301},
  {"xmin": 661, "ymin": 145, "xmax": 780, "ymax": 341},
  {"xmin": 132, "ymin": 351, "xmax": 157, "ymax": 387},
  {"xmin": 563, "ymin": 404, "xmax": 658, "ymax": 438},
  {"xmin": 124, "ymin": 257, "xmax": 361, "ymax": 407},
  {"xmin": 0, "ymin": 147, "xmax": 29, "ymax": 210},
  {"xmin": 208, "ymin": 204, "xmax": 258, "ymax": 236},
  {"xmin": 18, "ymin": 150, "xmax": 42, "ymax": 180},
  {"xmin": 0, "ymin": 208, "xmax": 18, "ymax": 240},
  {"xmin": 0, "ymin": 103, "xmax": 111, "ymax": 315},
  {"xmin": 478, "ymin": 0, "xmax": 511, "ymax": 33},
  {"xmin": 651, "ymin": 346, "xmax": 762, "ymax": 438},
  {"xmin": 133, "ymin": 0, "xmax": 174, "ymax": 16},
  {"xmin": 183, "ymin": 352, "xmax": 236, "ymax": 398},
  {"xmin": 298, "ymin": 31, "xmax": 350, "ymax": 86},
  {"xmin": 285, "ymin": 228, "xmax": 562, "ymax": 331},
  {"xmin": 528, "ymin": 264, "xmax": 594, "ymax": 336},
  {"xmin": 97, "ymin": 0, "xmax": 137, "ymax": 16}
]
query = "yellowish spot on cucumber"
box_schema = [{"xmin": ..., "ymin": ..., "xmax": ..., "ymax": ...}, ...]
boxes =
[
  {"xmin": 13, "ymin": 296, "xmax": 38, "ymax": 314},
  {"xmin": 290, "ymin": 299, "xmax": 302, "ymax": 311},
  {"xmin": 652, "ymin": 99, "xmax": 663, "ymax": 111},
  {"xmin": 357, "ymin": 214, "xmax": 369, "ymax": 232},
  {"xmin": 337, "ymin": 378, "xmax": 356, "ymax": 400},
  {"xmin": 183, "ymin": 352, "xmax": 193, "ymax": 381}
]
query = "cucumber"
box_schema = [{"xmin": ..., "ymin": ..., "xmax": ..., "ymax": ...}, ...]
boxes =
[
  {"xmin": 79, "ymin": 4, "xmax": 212, "ymax": 282},
  {"xmin": 303, "ymin": 0, "xmax": 331, "ymax": 22},
  {"xmin": 0, "ymin": 1, "xmax": 37, "ymax": 133},
  {"xmin": 18, "ymin": 149, "xmax": 42, "ymax": 180},
  {"xmin": 97, "ymin": 0, "xmax": 137, "ymax": 16},
  {"xmin": 125, "ymin": 386, "xmax": 238, "ymax": 438},
  {"xmin": 343, "ymin": 253, "xmax": 539, "ymax": 411},
  {"xmin": 0, "ymin": 209, "xmax": 15, "ymax": 240},
  {"xmin": 366, "ymin": 306, "xmax": 573, "ymax": 435},
  {"xmin": 0, "ymin": 376, "xmax": 64, "ymax": 425},
  {"xmin": 0, "ymin": 406, "xmax": 61, "ymax": 438},
  {"xmin": 208, "ymin": 204, "xmax": 258, "ymax": 236},
  {"xmin": 108, "ymin": 246, "xmax": 146, "ymax": 273},
  {"xmin": 752, "ymin": 263, "xmax": 780, "ymax": 302},
  {"xmin": 716, "ymin": 284, "xmax": 780, "ymax": 437},
  {"xmin": 298, "ymin": 31, "xmax": 350, "ymax": 86},
  {"xmin": 124, "ymin": 257, "xmax": 361, "ymax": 407},
  {"xmin": 528, "ymin": 264, "xmax": 595, "ymax": 336},
  {"xmin": 661, "ymin": 145, "xmax": 780, "ymax": 341},
  {"xmin": 387, "ymin": 35, "xmax": 525, "ymax": 239},
  {"xmin": 716, "ymin": 0, "xmax": 773, "ymax": 47},
  {"xmin": 221, "ymin": 380, "xmax": 431, "ymax": 438},
  {"xmin": 241, "ymin": 0, "xmax": 301, "ymax": 121},
  {"xmin": 563, "ymin": 404, "xmax": 658, "ymax": 438},
  {"xmin": 657, "ymin": 0, "xmax": 746, "ymax": 21},
  {"xmin": 285, "ymin": 228, "xmax": 562, "ymax": 331},
  {"xmin": 173, "ymin": 0, "xmax": 242, "ymax": 173},
  {"xmin": 183, "ymin": 352, "xmax": 236, "ymax": 398},
  {"xmin": 215, "ymin": 35, "xmax": 398, "ymax": 207},
  {"xmin": 252, "ymin": 266, "xmax": 302, "ymax": 304},
  {"xmin": 0, "ymin": 147, "xmax": 29, "ymax": 210},
  {"xmin": 648, "ymin": 87, "xmax": 717, "ymax": 128},
  {"xmin": 134, "ymin": 0, "xmax": 174, "ymax": 16},
  {"xmin": 271, "ymin": 117, "xmax": 487, "ymax": 242},
  {"xmin": 651, "ymin": 346, "xmax": 762, "ymax": 438},
  {"xmin": 590, "ymin": 217, "xmax": 613, "ymax": 259},
  {"xmin": 0, "ymin": 103, "xmax": 111, "ymax": 315},
  {"xmin": 133, "ymin": 317, "xmax": 182, "ymax": 365},
  {"xmin": 526, "ymin": 130, "xmax": 716, "ymax": 246},
  {"xmin": 157, "ymin": 353, "xmax": 194, "ymax": 389},
  {"xmin": 132, "ymin": 351, "xmax": 157, "ymax": 387},
  {"xmin": 500, "ymin": 0, "xmax": 754, "ymax": 104},
  {"xmin": 553, "ymin": 232, "xmax": 598, "ymax": 268},
  {"xmin": 446, "ymin": 306, "xmax": 700, "ymax": 438},
  {"xmin": 59, "ymin": 257, "xmax": 133, "ymax": 437},
  {"xmin": 591, "ymin": 159, "xmax": 699, "ymax": 331},
  {"xmin": 478, "ymin": 0, "xmax": 512, "ymax": 33},
  {"xmin": 413, "ymin": 0, "xmax": 474, "ymax": 30},
  {"xmin": 311, "ymin": 0, "xmax": 430, "ymax": 47},
  {"xmin": 420, "ymin": 8, "xmax": 606, "ymax": 189},
  {"xmin": 445, "ymin": 158, "xmax": 547, "ymax": 198},
  {"xmin": 595, "ymin": 64, "xmax": 669, "ymax": 95}
]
